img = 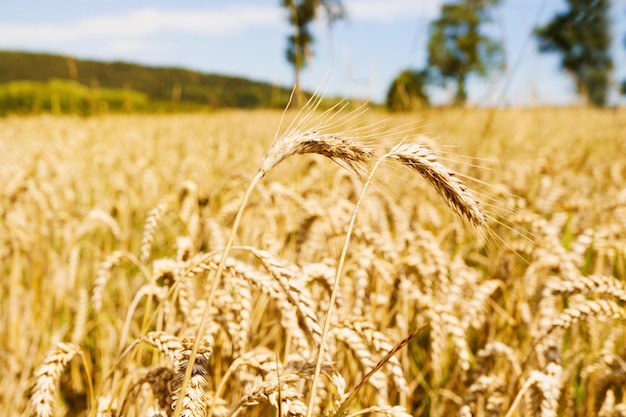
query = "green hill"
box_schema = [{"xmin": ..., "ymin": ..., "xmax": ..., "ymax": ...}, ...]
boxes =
[{"xmin": 0, "ymin": 50, "xmax": 294, "ymax": 113}]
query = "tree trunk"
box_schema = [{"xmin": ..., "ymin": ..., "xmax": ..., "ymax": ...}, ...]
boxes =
[
  {"xmin": 292, "ymin": 63, "xmax": 301, "ymax": 109},
  {"xmin": 454, "ymin": 73, "xmax": 467, "ymax": 106}
]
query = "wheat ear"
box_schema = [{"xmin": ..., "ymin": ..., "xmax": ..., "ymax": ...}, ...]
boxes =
[
  {"xmin": 390, "ymin": 143, "xmax": 486, "ymax": 229},
  {"xmin": 170, "ymin": 338, "xmax": 212, "ymax": 417},
  {"xmin": 30, "ymin": 342, "xmax": 90, "ymax": 417}
]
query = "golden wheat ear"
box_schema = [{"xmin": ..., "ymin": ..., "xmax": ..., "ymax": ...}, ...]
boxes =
[
  {"xmin": 389, "ymin": 142, "xmax": 486, "ymax": 229},
  {"xmin": 30, "ymin": 343, "xmax": 84, "ymax": 417},
  {"xmin": 258, "ymin": 128, "xmax": 374, "ymax": 178}
]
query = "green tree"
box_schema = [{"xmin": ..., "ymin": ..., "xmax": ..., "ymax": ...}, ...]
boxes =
[
  {"xmin": 427, "ymin": 0, "xmax": 502, "ymax": 106},
  {"xmin": 386, "ymin": 69, "xmax": 430, "ymax": 111},
  {"xmin": 282, "ymin": 0, "xmax": 345, "ymax": 106},
  {"xmin": 534, "ymin": 0, "xmax": 613, "ymax": 107}
]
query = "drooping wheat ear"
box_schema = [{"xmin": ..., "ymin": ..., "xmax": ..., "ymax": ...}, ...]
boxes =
[
  {"xmin": 459, "ymin": 375, "xmax": 506, "ymax": 417},
  {"xmin": 245, "ymin": 247, "xmax": 323, "ymax": 344},
  {"xmin": 145, "ymin": 407, "xmax": 169, "ymax": 417},
  {"xmin": 461, "ymin": 279, "xmax": 502, "ymax": 331},
  {"xmin": 140, "ymin": 197, "xmax": 173, "ymax": 263},
  {"xmin": 140, "ymin": 331, "xmax": 184, "ymax": 363},
  {"xmin": 536, "ymin": 299, "xmax": 625, "ymax": 342},
  {"xmin": 231, "ymin": 361, "xmax": 325, "ymax": 417},
  {"xmin": 178, "ymin": 181, "xmax": 200, "ymax": 241},
  {"xmin": 30, "ymin": 342, "xmax": 82, "ymax": 417},
  {"xmin": 428, "ymin": 304, "xmax": 471, "ymax": 379},
  {"xmin": 330, "ymin": 326, "xmax": 389, "ymax": 404},
  {"xmin": 504, "ymin": 362, "xmax": 564, "ymax": 417},
  {"xmin": 259, "ymin": 128, "xmax": 375, "ymax": 178},
  {"xmin": 390, "ymin": 143, "xmax": 486, "ymax": 229},
  {"xmin": 526, "ymin": 362, "xmax": 564, "ymax": 417},
  {"xmin": 476, "ymin": 341, "xmax": 522, "ymax": 377},
  {"xmin": 71, "ymin": 288, "xmax": 89, "ymax": 345},
  {"xmin": 170, "ymin": 338, "xmax": 213, "ymax": 417},
  {"xmin": 343, "ymin": 405, "xmax": 412, "ymax": 417},
  {"xmin": 142, "ymin": 367, "xmax": 176, "ymax": 413},
  {"xmin": 544, "ymin": 274, "xmax": 626, "ymax": 302},
  {"xmin": 82, "ymin": 208, "xmax": 122, "ymax": 241},
  {"xmin": 119, "ymin": 284, "xmax": 169, "ymax": 351},
  {"xmin": 92, "ymin": 250, "xmax": 125, "ymax": 313},
  {"xmin": 343, "ymin": 318, "xmax": 409, "ymax": 395}
]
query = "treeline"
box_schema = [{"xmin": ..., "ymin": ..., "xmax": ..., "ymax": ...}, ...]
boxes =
[
  {"xmin": 0, "ymin": 51, "xmax": 294, "ymax": 114},
  {"xmin": 386, "ymin": 0, "xmax": 624, "ymax": 110}
]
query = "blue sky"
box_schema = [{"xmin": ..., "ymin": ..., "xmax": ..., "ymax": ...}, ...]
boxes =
[{"xmin": 1, "ymin": 0, "xmax": 625, "ymax": 106}]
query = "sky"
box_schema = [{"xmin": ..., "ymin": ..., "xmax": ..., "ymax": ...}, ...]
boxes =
[{"xmin": 1, "ymin": 0, "xmax": 625, "ymax": 106}]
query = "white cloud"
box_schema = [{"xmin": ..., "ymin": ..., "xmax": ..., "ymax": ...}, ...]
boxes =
[
  {"xmin": 344, "ymin": 0, "xmax": 443, "ymax": 22},
  {"xmin": 0, "ymin": 5, "xmax": 284, "ymax": 47},
  {"xmin": 0, "ymin": 1, "xmax": 445, "ymax": 49}
]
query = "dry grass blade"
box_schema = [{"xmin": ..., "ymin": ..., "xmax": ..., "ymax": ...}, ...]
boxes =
[
  {"xmin": 332, "ymin": 324, "xmax": 427, "ymax": 417},
  {"xmin": 390, "ymin": 143, "xmax": 486, "ymax": 229}
]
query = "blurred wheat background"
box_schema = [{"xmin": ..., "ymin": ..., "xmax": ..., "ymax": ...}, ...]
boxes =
[{"xmin": 1, "ymin": 105, "xmax": 625, "ymax": 416}]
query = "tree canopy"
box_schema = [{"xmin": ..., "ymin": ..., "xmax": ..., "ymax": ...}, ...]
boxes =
[
  {"xmin": 427, "ymin": 0, "xmax": 502, "ymax": 105},
  {"xmin": 386, "ymin": 69, "xmax": 430, "ymax": 111},
  {"xmin": 534, "ymin": 0, "xmax": 613, "ymax": 107},
  {"xmin": 282, "ymin": 0, "xmax": 345, "ymax": 106}
]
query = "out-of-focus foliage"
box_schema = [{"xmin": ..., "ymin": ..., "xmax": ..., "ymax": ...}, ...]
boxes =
[
  {"xmin": 0, "ymin": 50, "xmax": 294, "ymax": 112},
  {"xmin": 534, "ymin": 0, "xmax": 613, "ymax": 107},
  {"xmin": 0, "ymin": 79, "xmax": 150, "ymax": 115},
  {"xmin": 386, "ymin": 69, "xmax": 430, "ymax": 112},
  {"xmin": 427, "ymin": 0, "xmax": 502, "ymax": 106}
]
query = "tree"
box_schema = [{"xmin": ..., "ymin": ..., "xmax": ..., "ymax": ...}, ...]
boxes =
[
  {"xmin": 386, "ymin": 69, "xmax": 430, "ymax": 111},
  {"xmin": 534, "ymin": 0, "xmax": 613, "ymax": 107},
  {"xmin": 427, "ymin": 0, "xmax": 502, "ymax": 106},
  {"xmin": 282, "ymin": 0, "xmax": 345, "ymax": 106},
  {"xmin": 622, "ymin": 29, "xmax": 626, "ymax": 97}
]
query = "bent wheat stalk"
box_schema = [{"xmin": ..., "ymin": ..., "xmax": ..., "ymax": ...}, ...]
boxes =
[
  {"xmin": 305, "ymin": 149, "xmax": 391, "ymax": 417},
  {"xmin": 306, "ymin": 141, "xmax": 486, "ymax": 416}
]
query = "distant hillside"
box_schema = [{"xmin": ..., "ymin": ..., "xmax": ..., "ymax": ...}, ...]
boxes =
[{"xmin": 0, "ymin": 50, "xmax": 294, "ymax": 109}]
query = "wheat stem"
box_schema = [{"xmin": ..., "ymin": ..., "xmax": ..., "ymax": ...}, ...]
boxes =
[
  {"xmin": 306, "ymin": 150, "xmax": 391, "ymax": 417},
  {"xmin": 172, "ymin": 170, "xmax": 263, "ymax": 417}
]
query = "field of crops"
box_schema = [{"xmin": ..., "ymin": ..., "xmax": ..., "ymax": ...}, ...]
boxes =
[{"xmin": 1, "ymin": 105, "xmax": 626, "ymax": 417}]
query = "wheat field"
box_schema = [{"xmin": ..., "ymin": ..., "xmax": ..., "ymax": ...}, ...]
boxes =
[{"xmin": 1, "ymin": 105, "xmax": 626, "ymax": 417}]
